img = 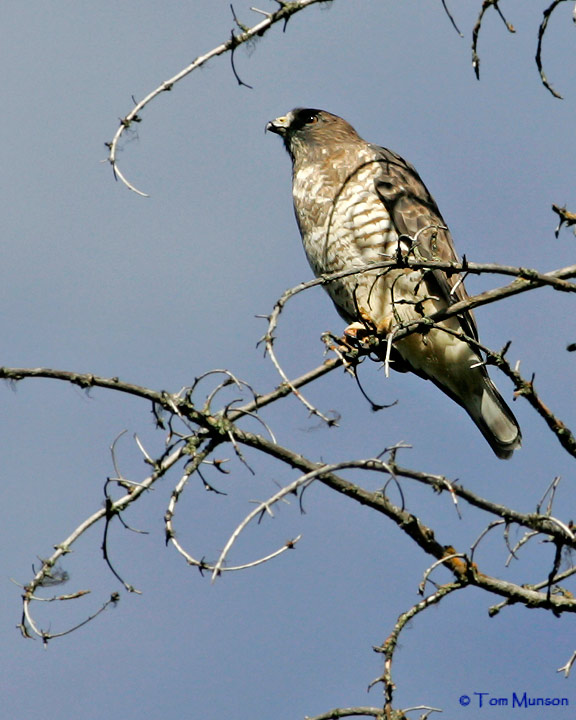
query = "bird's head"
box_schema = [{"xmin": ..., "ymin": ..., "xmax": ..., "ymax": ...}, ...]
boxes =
[{"xmin": 266, "ymin": 108, "xmax": 360, "ymax": 160}]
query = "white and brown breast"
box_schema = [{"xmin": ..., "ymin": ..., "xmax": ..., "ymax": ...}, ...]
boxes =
[{"xmin": 291, "ymin": 144, "xmax": 427, "ymax": 332}]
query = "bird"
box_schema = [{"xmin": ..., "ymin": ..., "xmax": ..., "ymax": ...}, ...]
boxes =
[{"xmin": 266, "ymin": 107, "xmax": 521, "ymax": 459}]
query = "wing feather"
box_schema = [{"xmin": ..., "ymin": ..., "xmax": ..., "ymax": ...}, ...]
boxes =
[{"xmin": 371, "ymin": 144, "xmax": 478, "ymax": 341}]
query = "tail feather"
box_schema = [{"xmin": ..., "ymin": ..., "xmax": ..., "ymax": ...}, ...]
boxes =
[
  {"xmin": 379, "ymin": 336, "xmax": 522, "ymax": 459},
  {"xmin": 464, "ymin": 378, "xmax": 521, "ymax": 460},
  {"xmin": 408, "ymin": 360, "xmax": 522, "ymax": 459}
]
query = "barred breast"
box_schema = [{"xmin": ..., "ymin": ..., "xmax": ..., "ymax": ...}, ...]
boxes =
[
  {"xmin": 271, "ymin": 107, "xmax": 521, "ymax": 458},
  {"xmin": 293, "ymin": 153, "xmax": 413, "ymax": 328}
]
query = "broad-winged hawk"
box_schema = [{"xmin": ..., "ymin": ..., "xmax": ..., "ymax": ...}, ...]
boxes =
[{"xmin": 267, "ymin": 108, "xmax": 521, "ymax": 459}]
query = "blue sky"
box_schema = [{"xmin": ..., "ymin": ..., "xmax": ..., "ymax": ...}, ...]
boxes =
[{"xmin": 2, "ymin": 2, "xmax": 575, "ymax": 718}]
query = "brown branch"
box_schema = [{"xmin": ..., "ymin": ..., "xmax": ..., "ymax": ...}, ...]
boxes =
[
  {"xmin": 390, "ymin": 464, "xmax": 575, "ymax": 545},
  {"xmin": 106, "ymin": 0, "xmax": 335, "ymax": 195},
  {"xmin": 304, "ymin": 708, "xmax": 388, "ymax": 720},
  {"xmin": 440, "ymin": 0, "xmax": 463, "ymax": 37},
  {"xmin": 231, "ymin": 427, "xmax": 576, "ymax": 613},
  {"xmin": 472, "ymin": 0, "xmax": 516, "ymax": 80},
  {"xmin": 376, "ymin": 582, "xmax": 463, "ymax": 712},
  {"xmin": 392, "ymin": 311, "xmax": 576, "ymax": 460},
  {"xmin": 0, "ymin": 366, "xmax": 167, "ymax": 404},
  {"xmin": 552, "ymin": 203, "xmax": 576, "ymax": 237},
  {"xmin": 536, "ymin": 0, "xmax": 569, "ymax": 99},
  {"xmin": 398, "ymin": 319, "xmax": 576, "ymax": 459},
  {"xmin": 20, "ymin": 443, "xmax": 188, "ymax": 641},
  {"xmin": 474, "ymin": 336, "xmax": 576, "ymax": 458}
]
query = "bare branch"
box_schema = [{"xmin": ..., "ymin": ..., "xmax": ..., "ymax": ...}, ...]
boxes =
[
  {"xmin": 305, "ymin": 708, "xmax": 387, "ymax": 720},
  {"xmin": 536, "ymin": 0, "xmax": 569, "ymax": 99},
  {"xmin": 552, "ymin": 203, "xmax": 576, "ymax": 237},
  {"xmin": 211, "ymin": 457, "xmax": 394, "ymax": 581},
  {"xmin": 19, "ymin": 444, "xmax": 187, "ymax": 640},
  {"xmin": 231, "ymin": 427, "xmax": 576, "ymax": 612},
  {"xmin": 376, "ymin": 582, "xmax": 463, "ymax": 711},
  {"xmin": 391, "ymin": 463, "xmax": 576, "ymax": 545},
  {"xmin": 472, "ymin": 0, "xmax": 516, "ymax": 80},
  {"xmin": 440, "ymin": 0, "xmax": 463, "ymax": 37},
  {"xmin": 105, "ymin": 0, "xmax": 335, "ymax": 195},
  {"xmin": 557, "ymin": 650, "xmax": 576, "ymax": 678},
  {"xmin": 489, "ymin": 564, "xmax": 576, "ymax": 617}
]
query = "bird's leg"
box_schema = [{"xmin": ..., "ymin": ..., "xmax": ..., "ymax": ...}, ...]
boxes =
[
  {"xmin": 346, "ymin": 286, "xmax": 397, "ymax": 349},
  {"xmin": 341, "ymin": 302, "xmax": 384, "ymax": 354},
  {"xmin": 345, "ymin": 289, "xmax": 381, "ymax": 340},
  {"xmin": 342, "ymin": 314, "xmax": 395, "ymax": 365},
  {"xmin": 374, "ymin": 314, "xmax": 395, "ymax": 336}
]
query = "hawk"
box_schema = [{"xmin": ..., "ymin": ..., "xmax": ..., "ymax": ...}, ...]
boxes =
[{"xmin": 266, "ymin": 108, "xmax": 521, "ymax": 459}]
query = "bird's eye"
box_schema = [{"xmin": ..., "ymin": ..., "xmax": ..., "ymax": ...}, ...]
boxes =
[
  {"xmin": 292, "ymin": 109, "xmax": 321, "ymax": 131},
  {"xmin": 298, "ymin": 111, "xmax": 319, "ymax": 126}
]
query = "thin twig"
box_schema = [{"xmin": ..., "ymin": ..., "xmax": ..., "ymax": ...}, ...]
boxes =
[
  {"xmin": 552, "ymin": 203, "xmax": 576, "ymax": 236},
  {"xmin": 211, "ymin": 457, "xmax": 394, "ymax": 581},
  {"xmin": 20, "ymin": 444, "xmax": 187, "ymax": 640},
  {"xmin": 440, "ymin": 0, "xmax": 463, "ymax": 36},
  {"xmin": 536, "ymin": 0, "xmax": 568, "ymax": 99},
  {"xmin": 557, "ymin": 650, "xmax": 576, "ymax": 678},
  {"xmin": 472, "ymin": 0, "xmax": 516, "ymax": 79},
  {"xmin": 106, "ymin": 0, "xmax": 333, "ymax": 195}
]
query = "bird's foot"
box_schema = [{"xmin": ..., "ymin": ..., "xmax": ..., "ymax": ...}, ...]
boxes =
[
  {"xmin": 341, "ymin": 322, "xmax": 383, "ymax": 355},
  {"xmin": 345, "ymin": 305, "xmax": 395, "ymax": 337},
  {"xmin": 343, "ymin": 321, "xmax": 369, "ymax": 341}
]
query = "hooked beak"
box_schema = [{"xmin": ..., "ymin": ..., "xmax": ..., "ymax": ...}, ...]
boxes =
[{"xmin": 265, "ymin": 115, "xmax": 290, "ymax": 135}]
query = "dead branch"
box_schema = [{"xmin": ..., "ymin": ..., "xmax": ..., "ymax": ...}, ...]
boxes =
[
  {"xmin": 536, "ymin": 0, "xmax": 570, "ymax": 99},
  {"xmin": 105, "ymin": 0, "xmax": 334, "ymax": 195},
  {"xmin": 552, "ymin": 203, "xmax": 576, "ymax": 237},
  {"xmin": 472, "ymin": 0, "xmax": 515, "ymax": 80}
]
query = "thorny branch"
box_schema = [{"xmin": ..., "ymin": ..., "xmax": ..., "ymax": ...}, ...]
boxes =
[
  {"xmin": 536, "ymin": 0, "xmax": 571, "ymax": 99},
  {"xmin": 105, "ymin": 0, "xmax": 333, "ymax": 195},
  {"xmin": 375, "ymin": 582, "xmax": 464, "ymax": 711},
  {"xmin": 5, "ymin": 253, "xmax": 576, "ymax": 714},
  {"xmin": 552, "ymin": 203, "xmax": 576, "ymax": 237},
  {"xmin": 106, "ymin": 0, "xmax": 573, "ymax": 198},
  {"xmin": 472, "ymin": 0, "xmax": 516, "ymax": 80},
  {"xmin": 6, "ymin": 3, "xmax": 575, "ymax": 718},
  {"xmin": 468, "ymin": 0, "xmax": 572, "ymax": 98}
]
